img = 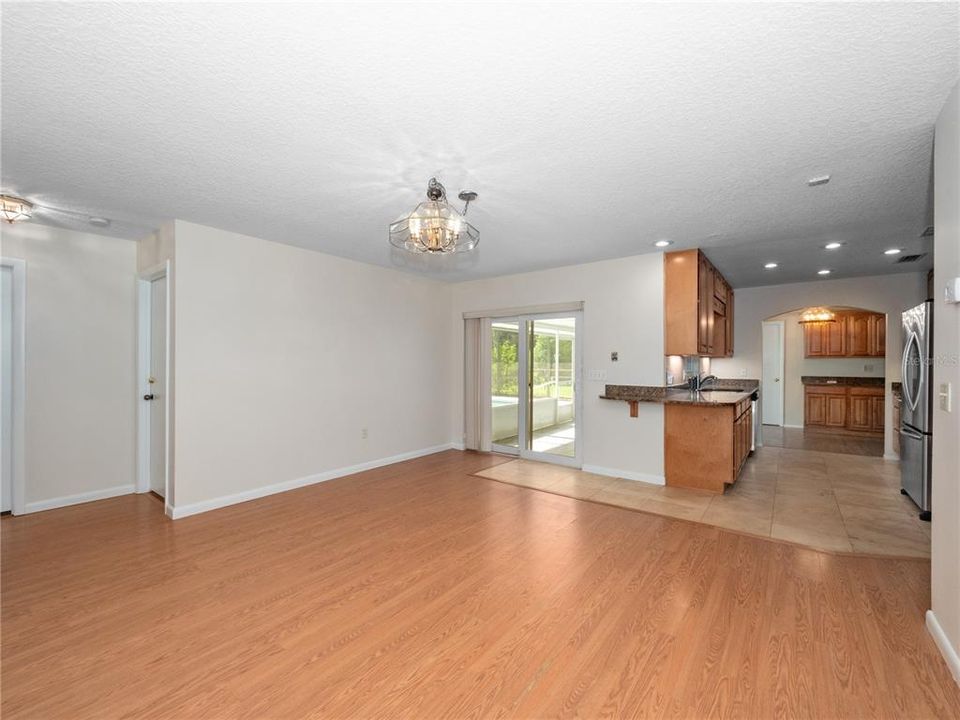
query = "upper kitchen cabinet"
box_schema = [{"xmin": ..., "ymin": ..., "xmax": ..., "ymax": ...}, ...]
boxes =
[
  {"xmin": 664, "ymin": 250, "xmax": 734, "ymax": 358},
  {"xmin": 803, "ymin": 310, "xmax": 886, "ymax": 358}
]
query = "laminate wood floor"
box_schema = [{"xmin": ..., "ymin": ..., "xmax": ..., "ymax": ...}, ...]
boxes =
[{"xmin": 3, "ymin": 450, "xmax": 958, "ymax": 719}]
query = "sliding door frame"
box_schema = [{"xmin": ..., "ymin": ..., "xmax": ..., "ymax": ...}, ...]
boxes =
[{"xmin": 488, "ymin": 311, "xmax": 583, "ymax": 468}]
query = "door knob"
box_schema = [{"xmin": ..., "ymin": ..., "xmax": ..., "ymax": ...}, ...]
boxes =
[{"xmin": 143, "ymin": 394, "xmax": 155, "ymax": 401}]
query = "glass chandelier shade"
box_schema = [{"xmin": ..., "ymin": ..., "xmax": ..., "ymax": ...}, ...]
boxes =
[
  {"xmin": 0, "ymin": 195, "xmax": 33, "ymax": 224},
  {"xmin": 389, "ymin": 178, "xmax": 479, "ymax": 254},
  {"xmin": 798, "ymin": 307, "xmax": 837, "ymax": 324}
]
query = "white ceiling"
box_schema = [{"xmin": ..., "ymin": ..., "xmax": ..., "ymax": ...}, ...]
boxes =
[{"xmin": 2, "ymin": 2, "xmax": 957, "ymax": 285}]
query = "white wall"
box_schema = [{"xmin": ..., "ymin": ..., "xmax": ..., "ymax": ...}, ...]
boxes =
[
  {"xmin": 449, "ymin": 253, "xmax": 666, "ymax": 482},
  {"xmin": 712, "ymin": 273, "xmax": 927, "ymax": 457},
  {"xmin": 767, "ymin": 309, "xmax": 886, "ymax": 427},
  {"xmin": 930, "ymin": 81, "xmax": 960, "ymax": 683},
  {"xmin": 0, "ymin": 223, "xmax": 137, "ymax": 509},
  {"xmin": 171, "ymin": 221, "xmax": 454, "ymax": 513}
]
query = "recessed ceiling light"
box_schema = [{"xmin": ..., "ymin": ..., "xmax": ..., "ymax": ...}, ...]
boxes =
[
  {"xmin": 808, "ymin": 175, "xmax": 831, "ymax": 187},
  {"xmin": 817, "ymin": 269, "xmax": 831, "ymax": 275},
  {"xmin": 653, "ymin": 239, "xmax": 673, "ymax": 248},
  {"xmin": 824, "ymin": 242, "xmax": 843, "ymax": 250},
  {"xmin": 764, "ymin": 262, "xmax": 778, "ymax": 269},
  {"xmin": 884, "ymin": 248, "xmax": 902, "ymax": 255}
]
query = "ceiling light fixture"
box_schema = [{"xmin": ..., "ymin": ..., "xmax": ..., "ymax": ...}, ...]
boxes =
[
  {"xmin": 808, "ymin": 175, "xmax": 831, "ymax": 187},
  {"xmin": 824, "ymin": 242, "xmax": 843, "ymax": 250},
  {"xmin": 654, "ymin": 239, "xmax": 673, "ymax": 248},
  {"xmin": 88, "ymin": 216, "xmax": 111, "ymax": 228},
  {"xmin": 884, "ymin": 248, "xmax": 902, "ymax": 255},
  {"xmin": 798, "ymin": 307, "xmax": 837, "ymax": 324},
  {"xmin": 0, "ymin": 194, "xmax": 33, "ymax": 223},
  {"xmin": 817, "ymin": 269, "xmax": 831, "ymax": 275},
  {"xmin": 389, "ymin": 178, "xmax": 478, "ymax": 254},
  {"xmin": 764, "ymin": 262, "xmax": 778, "ymax": 269}
]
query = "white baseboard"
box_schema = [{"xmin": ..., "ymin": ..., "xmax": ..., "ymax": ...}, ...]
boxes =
[
  {"xmin": 782, "ymin": 424, "xmax": 805, "ymax": 429},
  {"xmin": 24, "ymin": 484, "xmax": 135, "ymax": 514},
  {"xmin": 169, "ymin": 443, "xmax": 459, "ymax": 520},
  {"xmin": 582, "ymin": 464, "xmax": 665, "ymax": 486},
  {"xmin": 449, "ymin": 441, "xmax": 466, "ymax": 451},
  {"xmin": 927, "ymin": 610, "xmax": 960, "ymax": 687},
  {"xmin": 882, "ymin": 452, "xmax": 900, "ymax": 461}
]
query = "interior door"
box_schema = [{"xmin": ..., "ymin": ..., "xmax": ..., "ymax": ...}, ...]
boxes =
[
  {"xmin": 761, "ymin": 321, "xmax": 783, "ymax": 426},
  {"xmin": 1, "ymin": 267, "xmax": 12, "ymax": 512},
  {"xmin": 148, "ymin": 276, "xmax": 167, "ymax": 496}
]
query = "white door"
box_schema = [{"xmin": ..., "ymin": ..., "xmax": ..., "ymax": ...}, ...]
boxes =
[
  {"xmin": 761, "ymin": 320, "xmax": 784, "ymax": 426},
  {"xmin": 148, "ymin": 276, "xmax": 167, "ymax": 497},
  {"xmin": 1, "ymin": 266, "xmax": 13, "ymax": 512}
]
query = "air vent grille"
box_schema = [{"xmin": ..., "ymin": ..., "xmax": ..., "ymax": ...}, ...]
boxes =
[
  {"xmin": 896, "ymin": 253, "xmax": 927, "ymax": 264},
  {"xmin": 921, "ymin": 226, "xmax": 934, "ymax": 237}
]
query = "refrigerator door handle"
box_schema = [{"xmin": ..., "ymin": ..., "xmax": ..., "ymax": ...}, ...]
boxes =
[
  {"xmin": 900, "ymin": 425, "xmax": 924, "ymax": 440},
  {"xmin": 902, "ymin": 331, "xmax": 922, "ymax": 413}
]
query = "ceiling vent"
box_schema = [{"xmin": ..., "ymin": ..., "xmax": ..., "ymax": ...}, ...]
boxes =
[
  {"xmin": 921, "ymin": 226, "xmax": 934, "ymax": 237},
  {"xmin": 896, "ymin": 253, "xmax": 927, "ymax": 264}
]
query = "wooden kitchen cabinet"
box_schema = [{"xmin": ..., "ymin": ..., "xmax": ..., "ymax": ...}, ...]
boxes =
[
  {"xmin": 869, "ymin": 314, "xmax": 886, "ymax": 356},
  {"xmin": 805, "ymin": 384, "xmax": 884, "ymax": 434},
  {"xmin": 665, "ymin": 249, "xmax": 734, "ymax": 358},
  {"xmin": 804, "ymin": 311, "xmax": 885, "ymax": 358},
  {"xmin": 665, "ymin": 396, "xmax": 752, "ymax": 492}
]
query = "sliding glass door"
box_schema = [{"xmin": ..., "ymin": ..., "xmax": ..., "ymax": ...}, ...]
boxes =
[{"xmin": 490, "ymin": 313, "xmax": 581, "ymax": 466}]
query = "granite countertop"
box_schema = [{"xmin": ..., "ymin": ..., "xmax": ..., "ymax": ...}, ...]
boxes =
[
  {"xmin": 601, "ymin": 380, "xmax": 758, "ymax": 407},
  {"xmin": 801, "ymin": 376, "xmax": 885, "ymax": 387}
]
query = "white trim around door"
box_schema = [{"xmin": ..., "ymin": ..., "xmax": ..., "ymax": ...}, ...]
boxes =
[
  {"xmin": 1, "ymin": 257, "xmax": 26, "ymax": 515},
  {"xmin": 136, "ymin": 261, "xmax": 172, "ymax": 512}
]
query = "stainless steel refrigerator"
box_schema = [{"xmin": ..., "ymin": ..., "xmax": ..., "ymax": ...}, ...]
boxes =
[{"xmin": 900, "ymin": 300, "xmax": 933, "ymax": 520}]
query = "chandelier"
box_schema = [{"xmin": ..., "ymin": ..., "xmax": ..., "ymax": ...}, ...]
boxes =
[
  {"xmin": 389, "ymin": 178, "xmax": 478, "ymax": 254},
  {"xmin": 0, "ymin": 195, "xmax": 33, "ymax": 224},
  {"xmin": 798, "ymin": 307, "xmax": 837, "ymax": 324}
]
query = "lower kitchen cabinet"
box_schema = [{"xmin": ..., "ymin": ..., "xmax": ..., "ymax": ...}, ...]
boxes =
[
  {"xmin": 805, "ymin": 384, "xmax": 884, "ymax": 434},
  {"xmin": 665, "ymin": 396, "xmax": 753, "ymax": 493}
]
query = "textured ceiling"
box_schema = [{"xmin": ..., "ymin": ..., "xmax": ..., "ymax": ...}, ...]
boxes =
[{"xmin": 2, "ymin": 2, "xmax": 957, "ymax": 285}]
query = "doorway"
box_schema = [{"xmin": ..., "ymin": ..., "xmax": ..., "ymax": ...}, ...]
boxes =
[
  {"xmin": 1, "ymin": 258, "xmax": 25, "ymax": 515},
  {"xmin": 136, "ymin": 263, "xmax": 170, "ymax": 505},
  {"xmin": 761, "ymin": 320, "xmax": 785, "ymax": 426},
  {"xmin": 490, "ymin": 313, "xmax": 581, "ymax": 467}
]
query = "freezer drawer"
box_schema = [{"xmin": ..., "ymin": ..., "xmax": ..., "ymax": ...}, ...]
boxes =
[{"xmin": 900, "ymin": 426, "xmax": 931, "ymax": 513}]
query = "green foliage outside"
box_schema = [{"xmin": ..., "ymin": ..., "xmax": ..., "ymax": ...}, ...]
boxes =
[{"xmin": 491, "ymin": 326, "xmax": 574, "ymax": 400}]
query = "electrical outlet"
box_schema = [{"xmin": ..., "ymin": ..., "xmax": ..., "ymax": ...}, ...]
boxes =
[
  {"xmin": 863, "ymin": 363, "xmax": 874, "ymax": 372},
  {"xmin": 739, "ymin": 368, "xmax": 747, "ymax": 377},
  {"xmin": 588, "ymin": 369, "xmax": 607, "ymax": 381},
  {"xmin": 939, "ymin": 383, "xmax": 952, "ymax": 412},
  {"xmin": 610, "ymin": 351, "xmax": 619, "ymax": 362},
  {"xmin": 361, "ymin": 427, "xmax": 368, "ymax": 439}
]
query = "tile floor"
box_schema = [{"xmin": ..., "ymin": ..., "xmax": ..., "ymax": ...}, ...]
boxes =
[
  {"xmin": 762, "ymin": 425, "xmax": 884, "ymax": 457},
  {"xmin": 474, "ymin": 445, "xmax": 930, "ymax": 557}
]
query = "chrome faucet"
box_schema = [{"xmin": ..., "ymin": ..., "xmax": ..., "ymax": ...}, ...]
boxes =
[{"xmin": 689, "ymin": 374, "xmax": 718, "ymax": 392}]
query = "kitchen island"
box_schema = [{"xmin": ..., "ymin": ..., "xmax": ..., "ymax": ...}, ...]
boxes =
[{"xmin": 600, "ymin": 382, "xmax": 758, "ymax": 492}]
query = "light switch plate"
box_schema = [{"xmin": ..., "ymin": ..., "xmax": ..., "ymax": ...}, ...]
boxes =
[
  {"xmin": 939, "ymin": 383, "xmax": 952, "ymax": 412},
  {"xmin": 945, "ymin": 277, "xmax": 960, "ymax": 303}
]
